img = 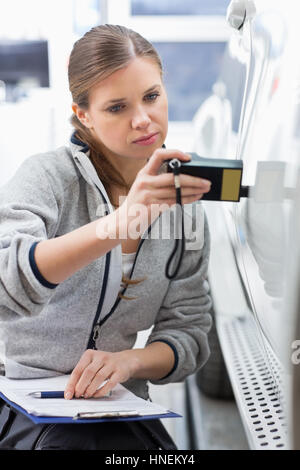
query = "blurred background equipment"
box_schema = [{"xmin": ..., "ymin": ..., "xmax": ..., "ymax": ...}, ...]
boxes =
[{"xmin": 0, "ymin": 40, "xmax": 49, "ymax": 102}]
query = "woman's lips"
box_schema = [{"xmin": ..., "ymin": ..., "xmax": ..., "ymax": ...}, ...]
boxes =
[{"xmin": 133, "ymin": 133, "xmax": 159, "ymax": 146}]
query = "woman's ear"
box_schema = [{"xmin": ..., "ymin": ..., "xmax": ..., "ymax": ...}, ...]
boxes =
[{"xmin": 72, "ymin": 103, "xmax": 93, "ymax": 129}]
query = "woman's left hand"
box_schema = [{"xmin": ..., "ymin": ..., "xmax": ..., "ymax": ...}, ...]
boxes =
[{"xmin": 64, "ymin": 349, "xmax": 139, "ymax": 399}]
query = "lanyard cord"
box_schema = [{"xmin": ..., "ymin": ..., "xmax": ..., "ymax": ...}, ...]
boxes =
[{"xmin": 165, "ymin": 159, "xmax": 185, "ymax": 280}]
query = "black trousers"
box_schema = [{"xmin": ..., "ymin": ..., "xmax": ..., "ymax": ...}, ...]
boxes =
[{"xmin": 0, "ymin": 399, "xmax": 177, "ymax": 450}]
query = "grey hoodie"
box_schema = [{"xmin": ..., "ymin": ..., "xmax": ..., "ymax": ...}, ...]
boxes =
[{"xmin": 0, "ymin": 135, "xmax": 212, "ymax": 399}]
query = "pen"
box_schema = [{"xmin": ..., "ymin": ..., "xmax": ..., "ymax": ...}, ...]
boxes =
[
  {"xmin": 28, "ymin": 390, "xmax": 112, "ymax": 399},
  {"xmin": 28, "ymin": 391, "xmax": 66, "ymax": 398}
]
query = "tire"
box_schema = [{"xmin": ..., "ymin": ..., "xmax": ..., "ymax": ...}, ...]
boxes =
[{"xmin": 196, "ymin": 310, "xmax": 234, "ymax": 400}]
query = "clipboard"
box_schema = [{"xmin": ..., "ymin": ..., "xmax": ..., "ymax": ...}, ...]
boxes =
[
  {"xmin": 0, "ymin": 375, "xmax": 181, "ymax": 424},
  {"xmin": 0, "ymin": 391, "xmax": 180, "ymax": 424}
]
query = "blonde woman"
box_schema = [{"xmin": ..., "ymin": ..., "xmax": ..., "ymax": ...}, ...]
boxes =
[{"xmin": 0, "ymin": 25, "xmax": 212, "ymax": 450}]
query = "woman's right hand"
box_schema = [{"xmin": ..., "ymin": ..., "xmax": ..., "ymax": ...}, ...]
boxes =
[{"xmin": 116, "ymin": 148, "xmax": 212, "ymax": 235}]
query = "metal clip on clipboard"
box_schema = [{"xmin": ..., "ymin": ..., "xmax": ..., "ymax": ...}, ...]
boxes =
[{"xmin": 73, "ymin": 410, "xmax": 140, "ymax": 420}]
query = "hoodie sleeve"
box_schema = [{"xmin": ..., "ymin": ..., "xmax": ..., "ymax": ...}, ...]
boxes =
[
  {"xmin": 146, "ymin": 206, "xmax": 213, "ymax": 385},
  {"xmin": 0, "ymin": 154, "xmax": 61, "ymax": 320}
]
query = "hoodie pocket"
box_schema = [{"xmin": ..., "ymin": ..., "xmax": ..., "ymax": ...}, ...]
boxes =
[{"xmin": 34, "ymin": 424, "xmax": 58, "ymax": 450}]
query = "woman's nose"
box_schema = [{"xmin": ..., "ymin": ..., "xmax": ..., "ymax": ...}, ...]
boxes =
[{"xmin": 131, "ymin": 106, "xmax": 151, "ymax": 129}]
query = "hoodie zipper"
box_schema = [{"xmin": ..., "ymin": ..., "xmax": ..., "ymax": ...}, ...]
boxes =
[{"xmin": 86, "ymin": 178, "xmax": 114, "ymax": 349}]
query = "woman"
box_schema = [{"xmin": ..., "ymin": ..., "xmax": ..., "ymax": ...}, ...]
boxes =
[{"xmin": 0, "ymin": 24, "xmax": 212, "ymax": 450}]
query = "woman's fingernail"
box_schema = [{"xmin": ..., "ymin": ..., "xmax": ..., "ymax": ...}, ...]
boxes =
[{"xmin": 65, "ymin": 391, "xmax": 72, "ymax": 400}]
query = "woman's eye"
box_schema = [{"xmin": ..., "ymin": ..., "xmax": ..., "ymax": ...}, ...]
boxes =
[
  {"xmin": 108, "ymin": 104, "xmax": 125, "ymax": 113},
  {"xmin": 145, "ymin": 92, "xmax": 160, "ymax": 101},
  {"xmin": 107, "ymin": 93, "xmax": 160, "ymax": 113}
]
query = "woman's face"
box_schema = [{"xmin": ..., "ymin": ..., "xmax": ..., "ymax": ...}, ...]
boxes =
[{"xmin": 74, "ymin": 57, "xmax": 168, "ymax": 166}]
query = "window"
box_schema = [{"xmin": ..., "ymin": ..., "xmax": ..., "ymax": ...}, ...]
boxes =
[
  {"xmin": 155, "ymin": 41, "xmax": 226, "ymax": 121},
  {"xmin": 73, "ymin": 0, "xmax": 101, "ymax": 37},
  {"xmin": 131, "ymin": 0, "xmax": 230, "ymax": 16}
]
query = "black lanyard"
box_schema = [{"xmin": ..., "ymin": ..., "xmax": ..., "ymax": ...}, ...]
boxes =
[{"xmin": 165, "ymin": 159, "xmax": 185, "ymax": 280}]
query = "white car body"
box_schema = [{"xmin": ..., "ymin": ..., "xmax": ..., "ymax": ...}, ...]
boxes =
[{"xmin": 192, "ymin": 0, "xmax": 300, "ymax": 449}]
